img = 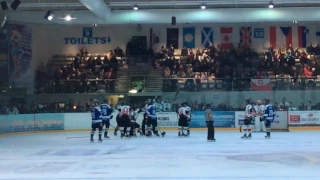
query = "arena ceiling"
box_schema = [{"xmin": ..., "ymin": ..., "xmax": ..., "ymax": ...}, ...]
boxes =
[
  {"xmin": 2, "ymin": 0, "xmax": 320, "ymax": 24},
  {"xmin": 9, "ymin": 0, "xmax": 320, "ymax": 10}
]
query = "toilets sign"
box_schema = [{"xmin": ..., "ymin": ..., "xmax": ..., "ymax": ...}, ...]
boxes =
[{"xmin": 63, "ymin": 27, "xmax": 111, "ymax": 45}]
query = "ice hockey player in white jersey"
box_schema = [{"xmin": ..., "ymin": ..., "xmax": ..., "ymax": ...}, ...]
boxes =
[
  {"xmin": 100, "ymin": 99, "xmax": 113, "ymax": 139},
  {"xmin": 255, "ymin": 100, "xmax": 266, "ymax": 132},
  {"xmin": 119, "ymin": 105, "xmax": 131, "ymax": 138},
  {"xmin": 178, "ymin": 102, "xmax": 191, "ymax": 137},
  {"xmin": 90, "ymin": 100, "xmax": 103, "ymax": 142},
  {"xmin": 263, "ymin": 99, "xmax": 275, "ymax": 139},
  {"xmin": 241, "ymin": 99, "xmax": 255, "ymax": 139}
]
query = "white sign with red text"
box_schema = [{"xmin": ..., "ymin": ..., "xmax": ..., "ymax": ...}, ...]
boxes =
[{"xmin": 289, "ymin": 111, "xmax": 320, "ymax": 126}]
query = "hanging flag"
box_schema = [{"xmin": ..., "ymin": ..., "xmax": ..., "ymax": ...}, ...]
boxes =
[
  {"xmin": 201, "ymin": 27, "xmax": 213, "ymax": 48},
  {"xmin": 239, "ymin": 27, "xmax": 252, "ymax": 48},
  {"xmin": 166, "ymin": 28, "xmax": 179, "ymax": 49},
  {"xmin": 269, "ymin": 26, "xmax": 276, "ymax": 48},
  {"xmin": 220, "ymin": 27, "xmax": 233, "ymax": 49},
  {"xmin": 297, "ymin": 26, "xmax": 308, "ymax": 48},
  {"xmin": 280, "ymin": 26, "xmax": 292, "ymax": 47},
  {"xmin": 183, "ymin": 27, "xmax": 195, "ymax": 48},
  {"xmin": 251, "ymin": 79, "xmax": 271, "ymax": 91}
]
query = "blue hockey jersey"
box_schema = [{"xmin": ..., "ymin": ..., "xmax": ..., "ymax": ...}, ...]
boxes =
[
  {"xmin": 146, "ymin": 104, "xmax": 157, "ymax": 120},
  {"xmin": 91, "ymin": 106, "xmax": 102, "ymax": 123},
  {"xmin": 100, "ymin": 103, "xmax": 113, "ymax": 121},
  {"xmin": 264, "ymin": 104, "xmax": 275, "ymax": 121}
]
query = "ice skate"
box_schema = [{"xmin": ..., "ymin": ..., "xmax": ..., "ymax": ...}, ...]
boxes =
[
  {"xmin": 241, "ymin": 134, "xmax": 248, "ymax": 139},
  {"xmin": 265, "ymin": 134, "xmax": 271, "ymax": 139},
  {"xmin": 120, "ymin": 133, "xmax": 125, "ymax": 138},
  {"xmin": 98, "ymin": 138, "xmax": 103, "ymax": 142},
  {"xmin": 178, "ymin": 131, "xmax": 182, "ymax": 137},
  {"xmin": 114, "ymin": 132, "xmax": 117, "ymax": 136},
  {"xmin": 247, "ymin": 133, "xmax": 252, "ymax": 139},
  {"xmin": 146, "ymin": 131, "xmax": 152, "ymax": 137},
  {"xmin": 90, "ymin": 138, "xmax": 94, "ymax": 143},
  {"xmin": 104, "ymin": 132, "xmax": 110, "ymax": 139}
]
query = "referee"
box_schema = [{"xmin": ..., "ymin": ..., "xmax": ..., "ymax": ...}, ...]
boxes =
[{"xmin": 205, "ymin": 104, "xmax": 215, "ymax": 142}]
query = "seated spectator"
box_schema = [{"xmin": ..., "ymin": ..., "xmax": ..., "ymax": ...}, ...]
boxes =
[
  {"xmin": 303, "ymin": 65, "xmax": 313, "ymax": 77},
  {"xmin": 307, "ymin": 43, "xmax": 314, "ymax": 54},
  {"xmin": 135, "ymin": 79, "xmax": 144, "ymax": 92}
]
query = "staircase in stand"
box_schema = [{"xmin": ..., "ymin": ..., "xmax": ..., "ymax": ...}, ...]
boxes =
[
  {"xmin": 115, "ymin": 68, "xmax": 129, "ymax": 93},
  {"xmin": 147, "ymin": 69, "xmax": 163, "ymax": 92}
]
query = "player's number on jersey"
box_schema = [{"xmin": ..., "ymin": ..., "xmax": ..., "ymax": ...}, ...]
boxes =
[
  {"xmin": 269, "ymin": 110, "xmax": 274, "ymax": 116},
  {"xmin": 91, "ymin": 112, "xmax": 95, "ymax": 119},
  {"xmin": 102, "ymin": 109, "xmax": 107, "ymax": 115}
]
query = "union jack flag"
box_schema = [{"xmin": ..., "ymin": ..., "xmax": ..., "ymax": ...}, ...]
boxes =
[{"xmin": 239, "ymin": 27, "xmax": 252, "ymax": 48}]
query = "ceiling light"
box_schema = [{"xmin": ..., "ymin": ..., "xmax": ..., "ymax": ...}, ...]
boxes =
[
  {"xmin": 268, "ymin": 2, "xmax": 274, "ymax": 8},
  {"xmin": 65, "ymin": 15, "xmax": 72, "ymax": 21},
  {"xmin": 93, "ymin": 24, "xmax": 97, "ymax": 26},
  {"xmin": 133, "ymin": 6, "xmax": 138, "ymax": 10},
  {"xmin": 10, "ymin": 0, "xmax": 20, "ymax": 10},
  {"xmin": 201, "ymin": 5, "xmax": 206, "ymax": 9},
  {"xmin": 1, "ymin": 1, "xmax": 8, "ymax": 10},
  {"xmin": 44, "ymin": 11, "xmax": 54, "ymax": 21}
]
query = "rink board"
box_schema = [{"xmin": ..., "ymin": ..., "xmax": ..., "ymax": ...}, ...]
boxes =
[{"xmin": 0, "ymin": 111, "xmax": 319, "ymax": 135}]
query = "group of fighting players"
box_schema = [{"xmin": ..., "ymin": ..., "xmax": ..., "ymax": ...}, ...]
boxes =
[
  {"xmin": 241, "ymin": 98, "xmax": 275, "ymax": 139},
  {"xmin": 90, "ymin": 97, "xmax": 274, "ymax": 142}
]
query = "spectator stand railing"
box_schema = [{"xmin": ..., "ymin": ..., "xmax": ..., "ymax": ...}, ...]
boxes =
[
  {"xmin": 162, "ymin": 76, "xmax": 320, "ymax": 92},
  {"xmin": 35, "ymin": 79, "xmax": 116, "ymax": 94}
]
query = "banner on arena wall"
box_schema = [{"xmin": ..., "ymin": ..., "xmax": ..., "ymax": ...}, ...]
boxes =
[
  {"xmin": 289, "ymin": 111, "xmax": 320, "ymax": 126},
  {"xmin": 251, "ymin": 79, "xmax": 271, "ymax": 91},
  {"xmin": 234, "ymin": 111, "xmax": 288, "ymax": 130},
  {"xmin": 0, "ymin": 114, "xmax": 64, "ymax": 134},
  {"xmin": 190, "ymin": 111, "xmax": 235, "ymax": 128}
]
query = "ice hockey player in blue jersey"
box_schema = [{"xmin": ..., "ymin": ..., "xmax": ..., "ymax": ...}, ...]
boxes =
[
  {"xmin": 90, "ymin": 100, "xmax": 103, "ymax": 142},
  {"xmin": 146, "ymin": 102, "xmax": 160, "ymax": 137},
  {"xmin": 263, "ymin": 99, "xmax": 275, "ymax": 139},
  {"xmin": 100, "ymin": 99, "xmax": 113, "ymax": 139}
]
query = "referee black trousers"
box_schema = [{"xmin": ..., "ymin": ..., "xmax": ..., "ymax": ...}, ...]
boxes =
[{"xmin": 206, "ymin": 121, "xmax": 214, "ymax": 140}]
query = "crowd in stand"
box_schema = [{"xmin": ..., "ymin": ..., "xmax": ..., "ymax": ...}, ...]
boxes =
[
  {"xmin": 155, "ymin": 43, "xmax": 320, "ymax": 91},
  {"xmin": 35, "ymin": 47, "xmax": 124, "ymax": 94}
]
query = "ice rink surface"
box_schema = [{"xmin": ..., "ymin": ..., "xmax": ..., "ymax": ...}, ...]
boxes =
[{"xmin": 0, "ymin": 131, "xmax": 320, "ymax": 180}]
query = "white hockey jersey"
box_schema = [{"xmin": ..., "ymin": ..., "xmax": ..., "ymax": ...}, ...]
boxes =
[
  {"xmin": 178, "ymin": 106, "xmax": 191, "ymax": 118},
  {"xmin": 254, "ymin": 104, "xmax": 265, "ymax": 117},
  {"xmin": 245, "ymin": 104, "xmax": 255, "ymax": 118},
  {"xmin": 119, "ymin": 105, "xmax": 130, "ymax": 116}
]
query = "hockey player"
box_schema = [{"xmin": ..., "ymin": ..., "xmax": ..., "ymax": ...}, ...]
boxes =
[
  {"xmin": 114, "ymin": 108, "xmax": 121, "ymax": 136},
  {"xmin": 119, "ymin": 105, "xmax": 131, "ymax": 138},
  {"xmin": 90, "ymin": 100, "xmax": 103, "ymax": 142},
  {"xmin": 263, "ymin": 99, "xmax": 275, "ymax": 139},
  {"xmin": 178, "ymin": 102, "xmax": 191, "ymax": 137},
  {"xmin": 241, "ymin": 99, "xmax": 255, "ymax": 139},
  {"xmin": 128, "ymin": 108, "xmax": 138, "ymax": 137},
  {"xmin": 255, "ymin": 100, "xmax": 266, "ymax": 132},
  {"xmin": 101, "ymin": 99, "xmax": 113, "ymax": 139},
  {"xmin": 146, "ymin": 102, "xmax": 160, "ymax": 137},
  {"xmin": 141, "ymin": 112, "xmax": 149, "ymax": 135}
]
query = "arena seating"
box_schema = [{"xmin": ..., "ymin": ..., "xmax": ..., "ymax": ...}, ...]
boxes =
[{"xmin": 155, "ymin": 45, "xmax": 320, "ymax": 92}]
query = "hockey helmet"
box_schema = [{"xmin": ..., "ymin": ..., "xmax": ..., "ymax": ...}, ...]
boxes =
[
  {"xmin": 245, "ymin": 99, "xmax": 251, "ymax": 104},
  {"xmin": 264, "ymin": 98, "xmax": 270, "ymax": 104}
]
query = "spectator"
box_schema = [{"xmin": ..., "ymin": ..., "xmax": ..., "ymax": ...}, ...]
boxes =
[{"xmin": 306, "ymin": 101, "xmax": 312, "ymax": 110}]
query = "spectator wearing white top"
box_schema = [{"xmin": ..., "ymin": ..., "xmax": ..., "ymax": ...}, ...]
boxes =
[{"xmin": 306, "ymin": 101, "xmax": 312, "ymax": 110}]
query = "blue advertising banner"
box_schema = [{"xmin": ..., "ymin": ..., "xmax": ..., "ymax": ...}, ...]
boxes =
[
  {"xmin": 0, "ymin": 113, "xmax": 64, "ymax": 134},
  {"xmin": 190, "ymin": 111, "xmax": 235, "ymax": 128}
]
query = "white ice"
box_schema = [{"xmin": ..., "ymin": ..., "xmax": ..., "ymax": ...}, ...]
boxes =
[{"xmin": 0, "ymin": 131, "xmax": 320, "ymax": 180}]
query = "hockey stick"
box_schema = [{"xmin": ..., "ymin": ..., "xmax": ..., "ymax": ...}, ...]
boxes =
[{"xmin": 66, "ymin": 136, "xmax": 90, "ymax": 139}]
